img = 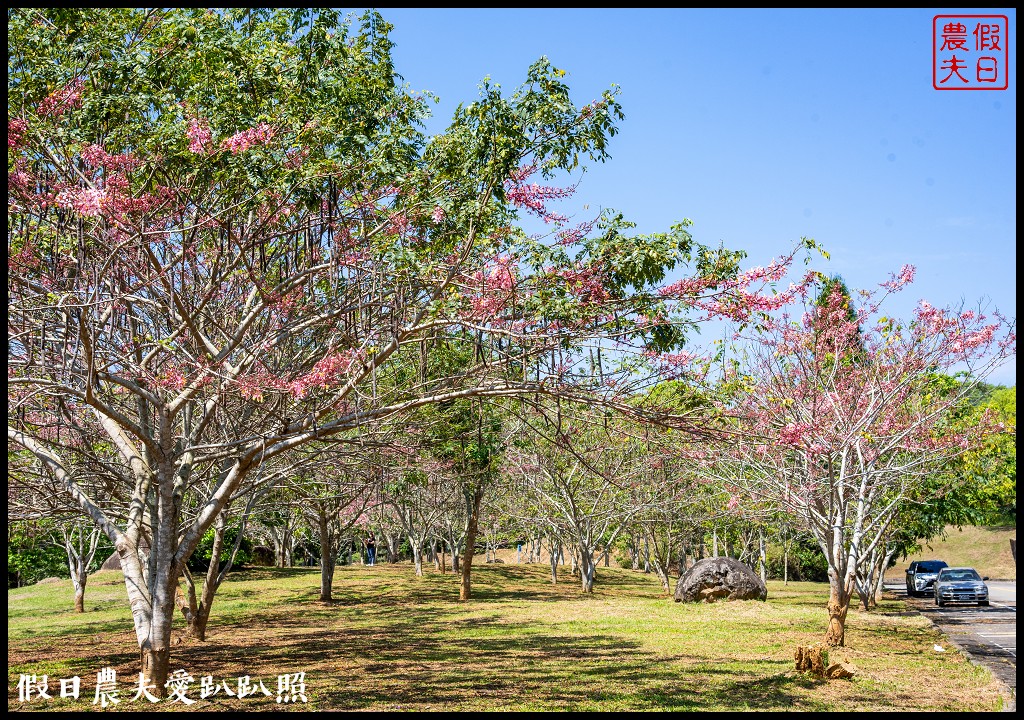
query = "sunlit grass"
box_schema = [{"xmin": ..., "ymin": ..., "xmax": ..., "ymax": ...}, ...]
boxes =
[{"xmin": 8, "ymin": 564, "xmax": 1005, "ymax": 711}]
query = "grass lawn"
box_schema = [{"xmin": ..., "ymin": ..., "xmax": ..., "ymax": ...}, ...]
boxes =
[{"xmin": 8, "ymin": 563, "xmax": 1008, "ymax": 711}]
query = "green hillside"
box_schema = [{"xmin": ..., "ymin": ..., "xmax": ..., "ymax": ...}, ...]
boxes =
[{"xmin": 886, "ymin": 525, "xmax": 1016, "ymax": 580}]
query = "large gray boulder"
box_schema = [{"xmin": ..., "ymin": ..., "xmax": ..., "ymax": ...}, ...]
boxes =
[
  {"xmin": 100, "ymin": 551, "xmax": 122, "ymax": 571},
  {"xmin": 674, "ymin": 557, "xmax": 767, "ymax": 603}
]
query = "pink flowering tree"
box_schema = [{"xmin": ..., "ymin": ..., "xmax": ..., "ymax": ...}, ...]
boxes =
[
  {"xmin": 711, "ymin": 268, "xmax": 1014, "ymax": 646},
  {"xmin": 8, "ymin": 9, "xmax": 817, "ymax": 686}
]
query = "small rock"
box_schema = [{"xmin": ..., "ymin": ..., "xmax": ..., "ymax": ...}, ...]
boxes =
[
  {"xmin": 825, "ymin": 661, "xmax": 856, "ymax": 679},
  {"xmin": 933, "ymin": 644, "xmax": 945, "ymax": 652}
]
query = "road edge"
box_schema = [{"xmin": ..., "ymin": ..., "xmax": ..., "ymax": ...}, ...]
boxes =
[{"xmin": 885, "ymin": 585, "xmax": 1016, "ymax": 713}]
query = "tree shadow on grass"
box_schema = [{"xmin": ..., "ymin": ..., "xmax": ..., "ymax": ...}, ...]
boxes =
[
  {"xmin": 174, "ymin": 610, "xmax": 824, "ymax": 711},
  {"xmin": 6, "ymin": 568, "xmax": 866, "ymax": 711}
]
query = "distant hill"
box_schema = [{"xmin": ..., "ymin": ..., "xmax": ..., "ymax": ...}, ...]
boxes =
[{"xmin": 886, "ymin": 525, "xmax": 1017, "ymax": 580}]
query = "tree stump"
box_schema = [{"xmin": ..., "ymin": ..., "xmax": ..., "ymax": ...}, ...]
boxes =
[{"xmin": 794, "ymin": 645, "xmax": 828, "ymax": 677}]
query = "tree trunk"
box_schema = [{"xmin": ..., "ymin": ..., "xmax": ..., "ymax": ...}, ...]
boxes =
[
  {"xmin": 872, "ymin": 548, "xmax": 895, "ymax": 605},
  {"xmin": 759, "ymin": 531, "xmax": 767, "ymax": 584},
  {"xmin": 318, "ymin": 513, "xmax": 335, "ymax": 603},
  {"xmin": 70, "ymin": 556, "xmax": 88, "ymax": 613},
  {"xmin": 825, "ymin": 581, "xmax": 851, "ymax": 647},
  {"xmin": 651, "ymin": 557, "xmax": 671, "ymax": 593},
  {"xmin": 125, "ymin": 543, "xmax": 176, "ymax": 696},
  {"xmin": 446, "ymin": 527, "xmax": 461, "ymax": 574},
  {"xmin": 140, "ymin": 647, "xmax": 171, "ymax": 697},
  {"xmin": 460, "ymin": 486, "xmax": 484, "ymax": 601},
  {"xmin": 548, "ymin": 535, "xmax": 559, "ymax": 584},
  {"xmin": 380, "ymin": 532, "xmax": 395, "ymax": 564},
  {"xmin": 190, "ymin": 513, "xmax": 228, "ymax": 640},
  {"xmin": 412, "ymin": 540, "xmax": 423, "ymax": 577},
  {"xmin": 63, "ymin": 526, "xmax": 101, "ymax": 613},
  {"xmin": 188, "ymin": 603, "xmax": 212, "ymax": 642},
  {"xmin": 579, "ymin": 548, "xmax": 596, "ymax": 593},
  {"xmin": 784, "ymin": 545, "xmax": 789, "ymax": 585}
]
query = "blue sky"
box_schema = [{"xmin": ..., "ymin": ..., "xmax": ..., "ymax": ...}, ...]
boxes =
[{"xmin": 370, "ymin": 8, "xmax": 1016, "ymax": 384}]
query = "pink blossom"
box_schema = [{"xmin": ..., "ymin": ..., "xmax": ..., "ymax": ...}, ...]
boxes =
[
  {"xmin": 154, "ymin": 366, "xmax": 187, "ymax": 391},
  {"xmin": 779, "ymin": 423, "xmax": 812, "ymax": 446},
  {"xmin": 431, "ymin": 206, "xmax": 445, "ymax": 224},
  {"xmin": 187, "ymin": 117, "xmax": 213, "ymax": 153},
  {"xmin": 8, "ymin": 118, "xmax": 28, "ymax": 148},
  {"xmin": 38, "ymin": 78, "xmax": 84, "ymax": 117},
  {"xmin": 386, "ymin": 212, "xmax": 410, "ymax": 235},
  {"xmin": 81, "ymin": 143, "xmax": 107, "ymax": 167},
  {"xmin": 503, "ymin": 165, "xmax": 574, "ymax": 224},
  {"xmin": 284, "ymin": 147, "xmax": 308, "ymax": 169},
  {"xmin": 288, "ymin": 349, "xmax": 366, "ymax": 398},
  {"xmin": 56, "ymin": 186, "xmax": 106, "ymax": 217},
  {"xmin": 79, "ymin": 143, "xmax": 142, "ymax": 172},
  {"xmin": 881, "ymin": 264, "xmax": 916, "ymax": 292},
  {"xmin": 221, "ymin": 122, "xmax": 276, "ymax": 154}
]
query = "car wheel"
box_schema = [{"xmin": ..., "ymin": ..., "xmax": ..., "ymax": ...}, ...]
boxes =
[
  {"xmin": 979, "ymin": 600, "xmax": 990, "ymax": 607},
  {"xmin": 936, "ymin": 598, "xmax": 945, "ymax": 607}
]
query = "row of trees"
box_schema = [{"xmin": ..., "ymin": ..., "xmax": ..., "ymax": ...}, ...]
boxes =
[{"xmin": 8, "ymin": 8, "xmax": 1014, "ymax": 692}]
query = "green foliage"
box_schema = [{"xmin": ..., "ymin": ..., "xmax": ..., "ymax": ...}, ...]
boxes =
[
  {"xmin": 957, "ymin": 384, "xmax": 1016, "ymax": 525},
  {"xmin": 766, "ymin": 536, "xmax": 829, "ymax": 582},
  {"xmin": 7, "ymin": 520, "xmax": 112, "ymax": 588},
  {"xmin": 8, "ymin": 521, "xmax": 68, "ymax": 587},
  {"xmin": 186, "ymin": 524, "xmax": 253, "ymax": 572}
]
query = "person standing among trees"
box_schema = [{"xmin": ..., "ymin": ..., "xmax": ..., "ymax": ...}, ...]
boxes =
[{"xmin": 364, "ymin": 533, "xmax": 377, "ymax": 567}]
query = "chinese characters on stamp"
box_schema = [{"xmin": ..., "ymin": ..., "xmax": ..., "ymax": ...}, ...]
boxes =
[{"xmin": 934, "ymin": 15, "xmax": 1009, "ymax": 90}]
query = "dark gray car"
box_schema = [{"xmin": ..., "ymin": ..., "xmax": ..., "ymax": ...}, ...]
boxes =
[
  {"xmin": 905, "ymin": 559, "xmax": 948, "ymax": 597},
  {"xmin": 934, "ymin": 567, "xmax": 989, "ymax": 607}
]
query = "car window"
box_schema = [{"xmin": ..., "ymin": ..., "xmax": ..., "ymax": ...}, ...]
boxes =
[
  {"xmin": 940, "ymin": 569, "xmax": 981, "ymax": 581},
  {"xmin": 917, "ymin": 561, "xmax": 948, "ymax": 572}
]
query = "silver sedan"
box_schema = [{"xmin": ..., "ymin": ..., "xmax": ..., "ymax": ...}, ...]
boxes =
[{"xmin": 934, "ymin": 567, "xmax": 990, "ymax": 607}]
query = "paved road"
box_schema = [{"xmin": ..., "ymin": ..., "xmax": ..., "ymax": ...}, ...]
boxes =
[{"xmin": 886, "ymin": 581, "xmax": 1016, "ymax": 711}]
